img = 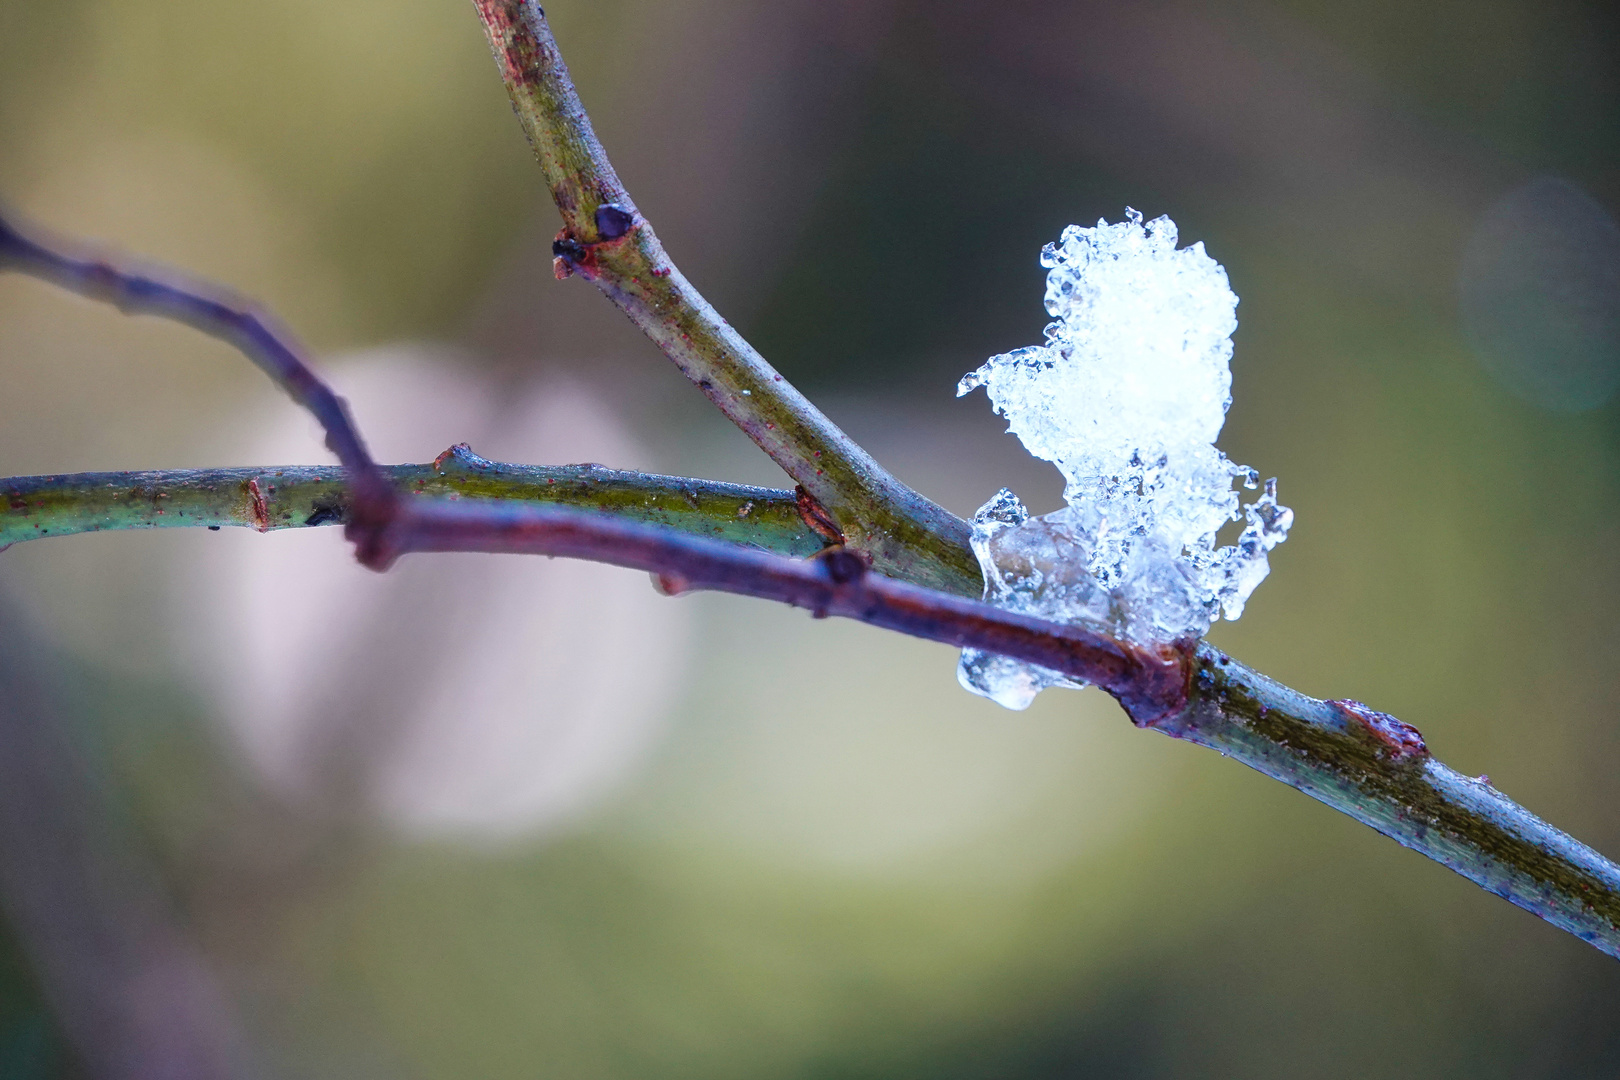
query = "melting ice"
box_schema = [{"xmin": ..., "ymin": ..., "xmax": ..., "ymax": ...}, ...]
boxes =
[{"xmin": 957, "ymin": 210, "xmax": 1292, "ymax": 710}]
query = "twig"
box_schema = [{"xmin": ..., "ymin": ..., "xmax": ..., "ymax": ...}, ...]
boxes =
[
  {"xmin": 353, "ymin": 490, "xmax": 1620, "ymax": 955},
  {"xmin": 374, "ymin": 498, "xmax": 1188, "ymax": 724},
  {"xmin": 2, "ymin": 12, "xmax": 1617, "ymax": 961},
  {"xmin": 0, "ymin": 447, "xmax": 824, "ymax": 557},
  {"xmin": 468, "ymin": 0, "xmax": 979, "ymax": 595},
  {"xmin": 1173, "ymin": 649, "xmax": 1620, "ymax": 956},
  {"xmin": 12, "ymin": 447, "xmax": 1618, "ymax": 952},
  {"xmin": 0, "ymin": 210, "xmax": 397, "ymax": 562},
  {"xmin": 465, "ymin": 1, "xmax": 1620, "ymax": 959}
]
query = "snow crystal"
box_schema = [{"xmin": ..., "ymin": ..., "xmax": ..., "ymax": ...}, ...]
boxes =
[{"xmin": 957, "ymin": 209, "xmax": 1292, "ymax": 710}]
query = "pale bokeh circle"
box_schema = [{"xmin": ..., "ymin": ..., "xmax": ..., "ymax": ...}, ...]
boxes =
[{"xmin": 180, "ymin": 347, "xmax": 690, "ymax": 840}]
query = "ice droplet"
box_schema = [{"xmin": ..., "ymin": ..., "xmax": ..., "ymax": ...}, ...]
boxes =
[{"xmin": 957, "ymin": 211, "xmax": 1293, "ymax": 710}]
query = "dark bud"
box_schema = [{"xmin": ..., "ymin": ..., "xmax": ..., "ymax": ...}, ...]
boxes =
[
  {"xmin": 820, "ymin": 548, "xmax": 867, "ymax": 585},
  {"xmin": 303, "ymin": 505, "xmax": 344, "ymax": 528},
  {"xmin": 594, "ymin": 203, "xmax": 635, "ymax": 240},
  {"xmin": 552, "ymin": 236, "xmax": 587, "ymax": 262}
]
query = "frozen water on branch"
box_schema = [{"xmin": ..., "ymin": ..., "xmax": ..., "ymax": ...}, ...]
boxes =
[{"xmin": 957, "ymin": 210, "xmax": 1292, "ymax": 710}]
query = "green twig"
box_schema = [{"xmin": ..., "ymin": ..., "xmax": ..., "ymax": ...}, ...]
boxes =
[
  {"xmin": 463, "ymin": 1, "xmax": 1620, "ymax": 959},
  {"xmin": 0, "ymin": 446, "xmax": 824, "ymax": 557},
  {"xmin": 0, "ymin": 213, "xmax": 393, "ymax": 519},
  {"xmin": 1170, "ymin": 647, "xmax": 1620, "ymax": 956},
  {"xmin": 7, "ymin": 451, "xmax": 1620, "ymax": 955},
  {"xmin": 0, "ymin": 5, "xmax": 1615, "ymax": 962},
  {"xmin": 469, "ymin": 0, "xmax": 978, "ymax": 595}
]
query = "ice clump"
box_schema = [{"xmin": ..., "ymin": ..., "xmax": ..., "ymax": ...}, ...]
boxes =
[{"xmin": 957, "ymin": 209, "xmax": 1292, "ymax": 710}]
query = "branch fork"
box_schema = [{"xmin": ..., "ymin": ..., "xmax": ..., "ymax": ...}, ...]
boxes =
[{"xmin": 1, "ymin": 2, "xmax": 1617, "ymax": 959}]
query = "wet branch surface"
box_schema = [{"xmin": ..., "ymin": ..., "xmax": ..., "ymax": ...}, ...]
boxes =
[
  {"xmin": 0, "ymin": 1, "xmax": 1616, "ymax": 960},
  {"xmin": 0, "ymin": 447, "xmax": 825, "ymax": 557},
  {"xmin": 470, "ymin": 0, "xmax": 978, "ymax": 595}
]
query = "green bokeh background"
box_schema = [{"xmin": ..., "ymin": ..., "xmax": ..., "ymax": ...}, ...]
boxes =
[{"xmin": 2, "ymin": 0, "xmax": 1618, "ymax": 1076}]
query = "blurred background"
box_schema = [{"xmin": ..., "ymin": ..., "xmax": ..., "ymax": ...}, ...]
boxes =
[{"xmin": 2, "ymin": 0, "xmax": 1619, "ymax": 1075}]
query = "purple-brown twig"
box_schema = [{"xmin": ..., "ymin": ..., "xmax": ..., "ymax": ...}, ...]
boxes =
[
  {"xmin": 378, "ymin": 498, "xmax": 1191, "ymax": 723},
  {"xmin": 0, "ymin": 211, "xmax": 398, "ymax": 561},
  {"xmin": 3, "ymin": 2, "xmax": 1620, "ymax": 959},
  {"xmin": 0, "ymin": 204, "xmax": 1187, "ymax": 727}
]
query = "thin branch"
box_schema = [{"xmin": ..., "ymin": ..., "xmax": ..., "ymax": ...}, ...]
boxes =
[
  {"xmin": 0, "ymin": 446, "xmax": 825, "ymax": 557},
  {"xmin": 3, "ymin": 16, "xmax": 1617, "ymax": 963},
  {"xmin": 7, "ymin": 442, "xmax": 1619, "ymax": 953},
  {"xmin": 374, "ymin": 497, "xmax": 1188, "ymax": 724},
  {"xmin": 374, "ymin": 496, "xmax": 1620, "ymax": 957},
  {"xmin": 0, "ymin": 210, "xmax": 397, "ymax": 561},
  {"xmin": 1171, "ymin": 651, "xmax": 1620, "ymax": 957},
  {"xmin": 468, "ymin": 0, "xmax": 980, "ymax": 595}
]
